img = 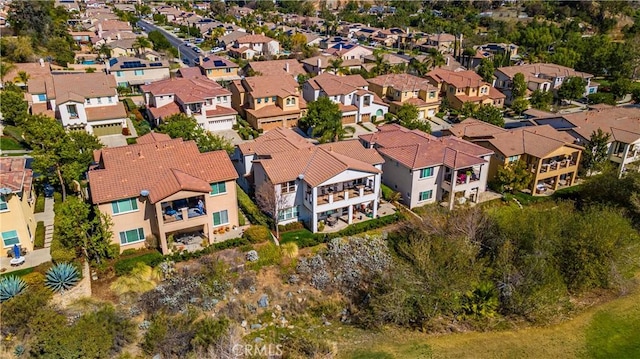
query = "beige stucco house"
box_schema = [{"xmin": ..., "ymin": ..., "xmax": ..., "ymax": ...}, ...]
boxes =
[{"xmin": 0, "ymin": 158, "xmax": 36, "ymax": 256}]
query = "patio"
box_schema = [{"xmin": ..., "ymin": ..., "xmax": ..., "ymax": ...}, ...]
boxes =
[{"xmin": 321, "ymin": 201, "xmax": 397, "ymax": 233}]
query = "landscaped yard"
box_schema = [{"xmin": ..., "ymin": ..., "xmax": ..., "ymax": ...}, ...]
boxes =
[
  {"xmin": 340, "ymin": 277, "xmax": 640, "ymax": 359},
  {"xmin": 34, "ymin": 195, "xmax": 46, "ymax": 213},
  {"xmin": 0, "ymin": 137, "xmax": 25, "ymax": 151},
  {"xmin": 279, "ymin": 229, "xmax": 316, "ymax": 245}
]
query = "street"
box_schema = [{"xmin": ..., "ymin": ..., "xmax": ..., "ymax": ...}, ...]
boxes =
[{"xmin": 137, "ymin": 20, "xmax": 200, "ymax": 65}]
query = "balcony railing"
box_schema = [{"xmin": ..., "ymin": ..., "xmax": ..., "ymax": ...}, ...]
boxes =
[
  {"xmin": 539, "ymin": 159, "xmax": 577, "ymax": 173},
  {"xmin": 161, "ymin": 196, "xmax": 206, "ymax": 224},
  {"xmin": 316, "ymin": 185, "xmax": 374, "ymax": 205}
]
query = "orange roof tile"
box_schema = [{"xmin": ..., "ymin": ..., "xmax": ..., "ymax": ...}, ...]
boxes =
[{"xmin": 85, "ymin": 103, "xmax": 127, "ymax": 122}]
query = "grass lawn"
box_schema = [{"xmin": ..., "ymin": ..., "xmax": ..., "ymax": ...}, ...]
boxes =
[
  {"xmin": 34, "ymin": 195, "xmax": 46, "ymax": 213},
  {"xmin": 280, "ymin": 229, "xmax": 316, "ymax": 245},
  {"xmin": 339, "ymin": 278, "xmax": 640, "ymax": 359},
  {"xmin": 0, "ymin": 267, "xmax": 34, "ymax": 278},
  {"xmin": 34, "ymin": 221, "xmax": 46, "ymax": 249},
  {"xmin": 0, "ymin": 137, "xmax": 25, "ymax": 151}
]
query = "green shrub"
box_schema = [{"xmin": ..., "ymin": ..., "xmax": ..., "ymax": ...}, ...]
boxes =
[
  {"xmin": 236, "ymin": 185, "xmax": 270, "ymax": 226},
  {"xmin": 34, "ymin": 221, "xmax": 45, "ymax": 249},
  {"xmin": 114, "ymin": 252, "xmax": 164, "ymax": 276},
  {"xmin": 126, "ymin": 138, "xmax": 137, "ymax": 145},
  {"xmin": 50, "ymin": 238, "xmax": 76, "ymax": 264},
  {"xmin": 238, "ymin": 211, "xmax": 246, "ymax": 226},
  {"xmin": 278, "ymin": 221, "xmax": 305, "ymax": 232},
  {"xmin": 53, "ymin": 192, "xmax": 62, "ymax": 204},
  {"xmin": 34, "ymin": 196, "xmax": 45, "ymax": 213},
  {"xmin": 243, "ymin": 225, "xmax": 272, "ymax": 243},
  {"xmin": 120, "ymin": 248, "xmax": 139, "ymax": 256},
  {"xmin": 2, "ymin": 125, "xmax": 25, "ymax": 144},
  {"xmin": 123, "ymin": 98, "xmax": 137, "ymax": 112},
  {"xmin": 381, "ymin": 184, "xmax": 396, "ymax": 201},
  {"xmin": 248, "ymin": 242, "xmax": 283, "ymax": 270}
]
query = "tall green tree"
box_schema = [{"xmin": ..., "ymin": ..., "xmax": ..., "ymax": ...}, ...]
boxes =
[
  {"xmin": 511, "ymin": 73, "xmax": 527, "ymax": 100},
  {"xmin": 474, "ymin": 104, "xmax": 505, "ymax": 127},
  {"xmin": 494, "ymin": 160, "xmax": 533, "ymax": 193},
  {"xmin": 581, "ymin": 129, "xmax": 611, "ymax": 175},
  {"xmin": 557, "ymin": 77, "xmax": 586, "ymax": 102},
  {"xmin": 0, "ymin": 89, "xmax": 29, "ymax": 126},
  {"xmin": 0, "ymin": 62, "xmax": 15, "ymax": 83},
  {"xmin": 392, "ymin": 103, "xmax": 431, "ymax": 133},
  {"xmin": 132, "ymin": 37, "xmax": 152, "ymax": 58},
  {"xmin": 158, "ymin": 114, "xmax": 233, "ymax": 154},
  {"xmin": 304, "ymin": 97, "xmax": 352, "ymax": 143},
  {"xmin": 476, "ymin": 58, "xmax": 495, "ymax": 83},
  {"xmin": 511, "ymin": 98, "xmax": 530, "ymax": 116},
  {"xmin": 530, "ymin": 89, "xmax": 553, "ymax": 111}
]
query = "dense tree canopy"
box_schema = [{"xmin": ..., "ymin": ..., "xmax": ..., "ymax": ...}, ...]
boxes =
[
  {"xmin": 302, "ymin": 97, "xmax": 352, "ymax": 143},
  {"xmin": 157, "ymin": 114, "xmax": 234, "ymax": 154}
]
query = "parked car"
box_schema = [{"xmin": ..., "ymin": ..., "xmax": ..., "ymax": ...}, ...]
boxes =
[
  {"xmin": 195, "ymin": 38, "xmax": 204, "ymax": 44},
  {"xmin": 43, "ymin": 184, "xmax": 54, "ymax": 198},
  {"xmin": 210, "ymin": 47, "xmax": 224, "ymax": 53},
  {"xmin": 183, "ymin": 58, "xmax": 190, "ymax": 65},
  {"xmin": 193, "ymin": 47, "xmax": 201, "ymax": 53},
  {"xmin": 185, "ymin": 42, "xmax": 193, "ymax": 47}
]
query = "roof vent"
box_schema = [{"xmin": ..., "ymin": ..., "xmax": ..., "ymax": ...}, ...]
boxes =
[
  {"xmin": 140, "ymin": 189, "xmax": 150, "ymax": 197},
  {"xmin": 298, "ymin": 174, "xmax": 304, "ymax": 180}
]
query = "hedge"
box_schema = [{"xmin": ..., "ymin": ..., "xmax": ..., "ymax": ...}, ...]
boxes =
[
  {"xmin": 34, "ymin": 221, "xmax": 45, "ymax": 249},
  {"xmin": 243, "ymin": 225, "xmax": 271, "ymax": 243},
  {"xmin": 114, "ymin": 252, "xmax": 164, "ymax": 276},
  {"xmin": 34, "ymin": 195, "xmax": 46, "ymax": 213},
  {"xmin": 236, "ymin": 185, "xmax": 270, "ymax": 227},
  {"xmin": 381, "ymin": 184, "xmax": 397, "ymax": 201},
  {"xmin": 166, "ymin": 237, "xmax": 250, "ymax": 263},
  {"xmin": 278, "ymin": 221, "xmax": 305, "ymax": 232},
  {"xmin": 123, "ymin": 98, "xmax": 137, "ymax": 112}
]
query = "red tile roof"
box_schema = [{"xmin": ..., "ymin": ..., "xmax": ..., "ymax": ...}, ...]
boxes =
[
  {"xmin": 85, "ymin": 103, "xmax": 128, "ymax": 122},
  {"xmin": 0, "ymin": 158, "xmax": 33, "ymax": 194},
  {"xmin": 237, "ymin": 127, "xmax": 314, "ymax": 155},
  {"xmin": 141, "ymin": 77, "xmax": 230, "ymax": 104},
  {"xmin": 88, "ymin": 133, "xmax": 237, "ymax": 204},
  {"xmin": 148, "ymin": 102, "xmax": 181, "ymax": 120}
]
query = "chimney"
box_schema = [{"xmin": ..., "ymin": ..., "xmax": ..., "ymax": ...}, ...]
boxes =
[
  {"xmin": 338, "ymin": 44, "xmax": 342, "ymax": 51},
  {"xmin": 199, "ymin": 55, "xmax": 203, "ymax": 65},
  {"xmin": 116, "ymin": 32, "xmax": 121, "ymax": 40},
  {"xmin": 285, "ymin": 62, "xmax": 289, "ymax": 73},
  {"xmin": 317, "ymin": 57, "xmax": 321, "ymax": 68}
]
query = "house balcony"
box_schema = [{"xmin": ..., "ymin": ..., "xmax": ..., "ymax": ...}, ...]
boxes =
[
  {"xmin": 443, "ymin": 168, "xmax": 481, "ymax": 189},
  {"xmin": 537, "ymin": 156, "xmax": 578, "ymax": 175},
  {"xmin": 161, "ymin": 195, "xmax": 206, "ymax": 224},
  {"xmin": 313, "ymin": 185, "xmax": 375, "ymax": 205}
]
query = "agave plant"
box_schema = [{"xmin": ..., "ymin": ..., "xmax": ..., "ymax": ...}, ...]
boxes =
[
  {"xmin": 0, "ymin": 275, "xmax": 27, "ymax": 302},
  {"xmin": 45, "ymin": 263, "xmax": 80, "ymax": 293}
]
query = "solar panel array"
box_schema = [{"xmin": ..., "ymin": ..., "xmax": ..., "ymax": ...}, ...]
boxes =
[
  {"xmin": 213, "ymin": 60, "xmax": 227, "ymax": 67},
  {"xmin": 149, "ymin": 62, "xmax": 164, "ymax": 67},
  {"xmin": 109, "ymin": 58, "xmax": 118, "ymax": 67},
  {"xmin": 121, "ymin": 61, "xmax": 146, "ymax": 69}
]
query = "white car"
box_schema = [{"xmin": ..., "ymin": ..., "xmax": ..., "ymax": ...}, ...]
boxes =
[
  {"xmin": 210, "ymin": 47, "xmax": 224, "ymax": 53},
  {"xmin": 193, "ymin": 47, "xmax": 201, "ymax": 53},
  {"xmin": 184, "ymin": 42, "xmax": 193, "ymax": 47}
]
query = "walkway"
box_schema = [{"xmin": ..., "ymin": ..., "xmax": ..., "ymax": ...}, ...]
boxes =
[{"xmin": 35, "ymin": 197, "xmax": 55, "ymax": 249}]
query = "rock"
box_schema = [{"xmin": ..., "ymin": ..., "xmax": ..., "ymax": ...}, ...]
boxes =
[
  {"xmin": 296, "ymin": 297, "xmax": 303, "ymax": 303},
  {"xmin": 241, "ymin": 320, "xmax": 247, "ymax": 328},
  {"xmin": 249, "ymin": 286, "xmax": 256, "ymax": 294},
  {"xmin": 324, "ymin": 321, "xmax": 331, "ymax": 326},
  {"xmin": 288, "ymin": 274, "xmax": 299, "ymax": 284},
  {"xmin": 250, "ymin": 323, "xmax": 262, "ymax": 330},
  {"xmin": 247, "ymin": 304, "xmax": 257, "ymax": 314},
  {"xmin": 246, "ymin": 250, "xmax": 259, "ymax": 262},
  {"xmin": 233, "ymin": 288, "xmax": 239, "ymax": 295},
  {"xmin": 286, "ymin": 292, "xmax": 293, "ymax": 298},
  {"xmin": 152, "ymin": 354, "xmax": 162, "ymax": 359},
  {"xmin": 274, "ymin": 304, "xmax": 282, "ymax": 311},
  {"xmin": 254, "ymin": 337, "xmax": 263, "ymax": 343},
  {"xmin": 257, "ymin": 294, "xmax": 269, "ymax": 308},
  {"xmin": 271, "ymin": 312, "xmax": 276, "ymax": 318}
]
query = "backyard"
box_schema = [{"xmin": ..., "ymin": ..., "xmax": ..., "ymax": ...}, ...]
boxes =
[{"xmin": 0, "ymin": 137, "xmax": 25, "ymax": 151}]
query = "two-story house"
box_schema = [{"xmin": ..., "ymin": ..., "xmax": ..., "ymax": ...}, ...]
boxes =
[
  {"xmin": 494, "ymin": 63, "xmax": 598, "ymax": 104},
  {"xmin": 0, "ymin": 158, "xmax": 36, "ymax": 256},
  {"xmin": 367, "ymin": 73, "xmax": 441, "ymax": 119},
  {"xmin": 243, "ymin": 59, "xmax": 307, "ymax": 81},
  {"xmin": 303, "ymin": 73, "xmax": 388, "ymax": 124},
  {"xmin": 246, "ymin": 133, "xmax": 384, "ymax": 233},
  {"xmin": 197, "ymin": 55, "xmax": 240, "ymax": 82},
  {"xmin": 533, "ymin": 106, "xmax": 640, "ymax": 176},
  {"xmin": 427, "ymin": 68, "xmax": 505, "ymax": 110},
  {"xmin": 446, "ymin": 118, "xmax": 583, "ymax": 195},
  {"xmin": 107, "ymin": 57, "xmax": 170, "ymax": 91},
  {"xmin": 301, "ymin": 54, "xmax": 363, "ymax": 76},
  {"xmin": 228, "ymin": 34, "xmax": 280, "ymax": 60},
  {"xmin": 141, "ymin": 76, "xmax": 237, "ymax": 132},
  {"xmin": 88, "ymin": 132, "xmax": 239, "ymax": 254},
  {"xmin": 324, "ymin": 43, "xmax": 373, "ymax": 61},
  {"xmin": 230, "ymin": 75, "xmax": 306, "ymax": 131},
  {"xmin": 360, "ymin": 124, "xmax": 492, "ymax": 209},
  {"xmin": 27, "ymin": 73, "xmax": 129, "ymax": 137}
]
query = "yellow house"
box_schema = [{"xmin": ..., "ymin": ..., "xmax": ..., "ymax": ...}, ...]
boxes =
[
  {"xmin": 230, "ymin": 75, "xmax": 306, "ymax": 131},
  {"xmin": 87, "ymin": 133, "xmax": 240, "ymax": 254},
  {"xmin": 0, "ymin": 158, "xmax": 36, "ymax": 256},
  {"xmin": 427, "ymin": 68, "xmax": 505, "ymax": 110},
  {"xmin": 367, "ymin": 73, "xmax": 441, "ymax": 119},
  {"xmin": 445, "ymin": 119, "xmax": 583, "ymax": 195},
  {"xmin": 197, "ymin": 55, "xmax": 240, "ymax": 81}
]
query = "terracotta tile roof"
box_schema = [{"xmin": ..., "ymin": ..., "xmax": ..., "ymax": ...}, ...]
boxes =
[
  {"xmin": 5, "ymin": 62, "xmax": 52, "ymax": 86},
  {"xmin": 206, "ymin": 106, "xmax": 237, "ymax": 117},
  {"xmin": 486, "ymin": 125, "xmax": 581, "ymax": 158},
  {"xmin": 0, "ymin": 158, "xmax": 33, "ymax": 194},
  {"xmin": 488, "ymin": 87, "xmax": 506, "ymax": 99},
  {"xmin": 148, "ymin": 102, "xmax": 181, "ymax": 120},
  {"xmin": 88, "ymin": 134, "xmax": 238, "ymax": 204},
  {"xmin": 236, "ymin": 34, "xmax": 277, "ymax": 44},
  {"xmin": 360, "ymin": 124, "xmax": 491, "ymax": 170},
  {"xmin": 427, "ymin": 68, "xmax": 487, "ymax": 89},
  {"xmin": 339, "ymin": 103, "xmax": 358, "ymax": 113},
  {"xmin": 496, "ymin": 63, "xmax": 594, "ymax": 80},
  {"xmin": 176, "ymin": 67, "xmax": 204, "ymax": 79},
  {"xmin": 317, "ymin": 140, "xmax": 384, "ymax": 165},
  {"xmin": 30, "ymin": 102, "xmax": 55, "ymax": 118},
  {"xmin": 85, "ymin": 103, "xmax": 127, "ymax": 122},
  {"xmin": 49, "ymin": 73, "xmax": 118, "ymax": 104},
  {"xmin": 560, "ymin": 107, "xmax": 640, "ymax": 144},
  {"xmin": 136, "ymin": 132, "xmax": 171, "ymax": 144},
  {"xmin": 97, "ymin": 19, "xmax": 132, "ymax": 31},
  {"xmin": 198, "ymin": 55, "xmax": 238, "ymax": 70},
  {"xmin": 237, "ymin": 127, "xmax": 313, "ymax": 155},
  {"xmin": 367, "ymin": 73, "xmax": 437, "ymax": 92},
  {"xmin": 141, "ymin": 77, "xmax": 230, "ymax": 104},
  {"xmin": 246, "ymin": 59, "xmax": 305, "ymax": 78},
  {"xmin": 301, "ymin": 54, "xmax": 336, "ymax": 69},
  {"xmin": 447, "ymin": 118, "xmax": 509, "ymax": 138},
  {"xmin": 109, "ymin": 57, "xmax": 169, "ymax": 71},
  {"xmin": 241, "ymin": 75, "xmax": 299, "ymax": 98},
  {"xmin": 245, "ymin": 105, "xmax": 303, "ymax": 119},
  {"xmin": 307, "ymin": 73, "xmax": 368, "ymax": 96}
]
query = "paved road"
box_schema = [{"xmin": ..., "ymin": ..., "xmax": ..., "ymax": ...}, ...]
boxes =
[{"xmin": 137, "ymin": 20, "xmax": 201, "ymax": 65}]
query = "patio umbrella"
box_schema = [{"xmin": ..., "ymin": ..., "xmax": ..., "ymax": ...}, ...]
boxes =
[{"xmin": 12, "ymin": 244, "xmax": 21, "ymax": 258}]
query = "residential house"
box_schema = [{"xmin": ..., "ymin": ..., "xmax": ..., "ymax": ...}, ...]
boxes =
[
  {"xmin": 425, "ymin": 33, "xmax": 456, "ymax": 53},
  {"xmin": 230, "ymin": 75, "xmax": 306, "ymax": 131},
  {"xmin": 197, "ymin": 55, "xmax": 240, "ymax": 82},
  {"xmin": 324, "ymin": 43, "xmax": 373, "ymax": 61},
  {"xmin": 107, "ymin": 38, "xmax": 138, "ymax": 58},
  {"xmin": 371, "ymin": 27, "xmax": 406, "ymax": 47},
  {"xmin": 445, "ymin": 118, "xmax": 583, "ymax": 195},
  {"xmin": 87, "ymin": 132, "xmax": 239, "ymax": 254},
  {"xmin": 228, "ymin": 34, "xmax": 280, "ymax": 60},
  {"xmin": 217, "ymin": 30, "xmax": 248, "ymax": 50},
  {"xmin": 362, "ymin": 52, "xmax": 409, "ymax": 72},
  {"xmin": 0, "ymin": 158, "xmax": 36, "ymax": 256},
  {"xmin": 27, "ymin": 73, "xmax": 129, "ymax": 137},
  {"xmin": 476, "ymin": 43, "xmax": 519, "ymax": 60},
  {"xmin": 107, "ymin": 57, "xmax": 170, "ymax": 91},
  {"xmin": 155, "ymin": 6, "xmax": 183, "ymax": 22},
  {"xmin": 141, "ymin": 76, "xmax": 237, "ymax": 132},
  {"xmin": 1, "ymin": 60, "xmax": 52, "ymax": 89},
  {"xmin": 241, "ymin": 130, "xmax": 384, "ymax": 233},
  {"xmin": 427, "ymin": 68, "xmax": 505, "ymax": 110},
  {"xmin": 69, "ymin": 31, "xmax": 94, "ymax": 44},
  {"xmin": 303, "ymin": 73, "xmax": 388, "ymax": 124},
  {"xmin": 367, "ymin": 73, "xmax": 441, "ymax": 119},
  {"xmin": 360, "ymin": 124, "xmax": 492, "ymax": 209},
  {"xmin": 243, "ymin": 59, "xmax": 307, "ymax": 81},
  {"xmin": 532, "ymin": 106, "xmax": 640, "ymax": 176},
  {"xmin": 301, "ymin": 54, "xmax": 363, "ymax": 76},
  {"xmin": 494, "ymin": 63, "xmax": 598, "ymax": 104}
]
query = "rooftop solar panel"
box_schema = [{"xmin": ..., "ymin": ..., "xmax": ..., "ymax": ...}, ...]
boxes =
[{"xmin": 213, "ymin": 60, "xmax": 227, "ymax": 67}]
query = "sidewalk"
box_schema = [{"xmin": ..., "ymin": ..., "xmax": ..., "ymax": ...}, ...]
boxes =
[{"xmin": 35, "ymin": 197, "xmax": 55, "ymax": 249}]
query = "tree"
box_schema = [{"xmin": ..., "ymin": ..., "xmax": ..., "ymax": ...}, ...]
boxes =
[
  {"xmin": 587, "ymin": 92, "xmax": 616, "ymax": 105},
  {"xmin": 0, "ymin": 62, "xmax": 15, "ymax": 83},
  {"xmin": 158, "ymin": 114, "xmax": 233, "ymax": 154},
  {"xmin": 476, "ymin": 58, "xmax": 495, "ymax": 83},
  {"xmin": 460, "ymin": 102, "xmax": 478, "ymax": 118},
  {"xmin": 327, "ymin": 58, "xmax": 346, "ymax": 75},
  {"xmin": 581, "ymin": 129, "xmax": 611, "ymax": 175},
  {"xmin": 511, "ymin": 72, "xmax": 527, "ymax": 100},
  {"xmin": 633, "ymin": 87, "xmax": 640, "ymax": 104},
  {"xmin": 474, "ymin": 104, "xmax": 504, "ymax": 127},
  {"xmin": 14, "ymin": 70, "xmax": 30, "ymax": 84},
  {"xmin": 255, "ymin": 181, "xmax": 289, "ymax": 240},
  {"xmin": 132, "ymin": 37, "xmax": 151, "ymax": 58},
  {"xmin": 303, "ymin": 97, "xmax": 352, "ymax": 143},
  {"xmin": 511, "ymin": 98, "xmax": 530, "ymax": 116},
  {"xmin": 530, "ymin": 89, "xmax": 553, "ymax": 111},
  {"xmin": 610, "ymin": 78, "xmax": 632, "ymax": 100},
  {"xmin": 0, "ymin": 89, "xmax": 29, "ymax": 126},
  {"xmin": 148, "ymin": 30, "xmax": 172, "ymax": 51},
  {"xmin": 395, "ymin": 103, "xmax": 419, "ymax": 123},
  {"xmin": 494, "ymin": 160, "xmax": 533, "ymax": 193},
  {"xmin": 0, "ymin": 36, "xmax": 35, "ymax": 63},
  {"xmin": 96, "ymin": 44, "xmax": 112, "ymax": 59},
  {"xmin": 557, "ymin": 77, "xmax": 586, "ymax": 102}
]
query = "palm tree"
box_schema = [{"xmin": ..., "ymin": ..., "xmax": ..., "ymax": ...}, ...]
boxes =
[
  {"xmin": 428, "ymin": 50, "xmax": 446, "ymax": 69},
  {"xmin": 0, "ymin": 62, "xmax": 15, "ymax": 83},
  {"xmin": 132, "ymin": 37, "xmax": 151, "ymax": 58},
  {"xmin": 14, "ymin": 71, "xmax": 30, "ymax": 85},
  {"xmin": 96, "ymin": 44, "xmax": 112, "ymax": 60},
  {"xmin": 327, "ymin": 58, "xmax": 345, "ymax": 75},
  {"xmin": 314, "ymin": 117, "xmax": 355, "ymax": 143},
  {"xmin": 409, "ymin": 58, "xmax": 430, "ymax": 76},
  {"xmin": 372, "ymin": 52, "xmax": 391, "ymax": 76}
]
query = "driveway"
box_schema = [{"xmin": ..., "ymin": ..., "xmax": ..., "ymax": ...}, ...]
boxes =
[{"xmin": 99, "ymin": 134, "xmax": 128, "ymax": 147}]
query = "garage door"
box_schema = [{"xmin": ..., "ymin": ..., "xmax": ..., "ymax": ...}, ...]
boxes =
[
  {"xmin": 261, "ymin": 119, "xmax": 284, "ymax": 131},
  {"xmin": 341, "ymin": 115, "xmax": 356, "ymax": 124},
  {"xmin": 92, "ymin": 123, "xmax": 122, "ymax": 136},
  {"xmin": 361, "ymin": 113, "xmax": 371, "ymax": 122},
  {"xmin": 428, "ymin": 109, "xmax": 436, "ymax": 118}
]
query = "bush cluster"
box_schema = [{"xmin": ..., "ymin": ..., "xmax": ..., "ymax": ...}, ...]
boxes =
[
  {"xmin": 114, "ymin": 252, "xmax": 164, "ymax": 276},
  {"xmin": 243, "ymin": 225, "xmax": 272, "ymax": 243},
  {"xmin": 278, "ymin": 221, "xmax": 305, "ymax": 232},
  {"xmin": 236, "ymin": 185, "xmax": 270, "ymax": 227}
]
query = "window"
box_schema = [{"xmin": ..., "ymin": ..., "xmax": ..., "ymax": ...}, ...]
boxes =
[
  {"xmin": 119, "ymin": 228, "xmax": 144, "ymax": 245},
  {"xmin": 108, "ymin": 97, "xmax": 113, "ymax": 103},
  {"xmin": 257, "ymin": 98, "xmax": 262, "ymax": 104},
  {"xmin": 223, "ymin": 96, "xmax": 229, "ymax": 103},
  {"xmin": 116, "ymin": 71, "xmax": 123, "ymax": 77},
  {"xmin": 134, "ymin": 69, "xmax": 144, "ymax": 76},
  {"xmin": 225, "ymin": 68, "xmax": 232, "ymax": 73},
  {"xmin": 508, "ymin": 155, "xmax": 518, "ymax": 163},
  {"xmin": 0, "ymin": 196, "xmax": 8, "ymax": 212},
  {"xmin": 37, "ymin": 94, "xmax": 47, "ymax": 101},
  {"xmin": 480, "ymin": 87, "xmax": 488, "ymax": 94},
  {"xmin": 265, "ymin": 97, "xmax": 269, "ymax": 103},
  {"xmin": 118, "ymin": 82, "xmax": 128, "ymax": 87},
  {"xmin": 210, "ymin": 181, "xmax": 227, "ymax": 195},
  {"xmin": 67, "ymin": 104, "xmax": 78, "ymax": 118},
  {"xmin": 2, "ymin": 230, "xmax": 19, "ymax": 247},
  {"xmin": 419, "ymin": 190, "xmax": 433, "ymax": 202},
  {"xmin": 272, "ymin": 96, "xmax": 276, "ymax": 102},
  {"xmin": 97, "ymin": 97, "xmax": 102, "ymax": 104},
  {"xmin": 363, "ymin": 96, "xmax": 371, "ymax": 106},
  {"xmin": 212, "ymin": 210, "xmax": 229, "ymax": 226},
  {"xmin": 278, "ymin": 206, "xmax": 299, "ymax": 221},
  {"xmin": 449, "ymin": 86, "xmax": 455, "ymax": 93},
  {"xmin": 428, "ymin": 91, "xmax": 436, "ymax": 99},
  {"xmin": 111, "ymin": 198, "xmax": 138, "ymax": 214},
  {"xmin": 419, "ymin": 167, "xmax": 434, "ymax": 178},
  {"xmin": 281, "ymin": 181, "xmax": 295, "ymax": 193},
  {"xmin": 291, "ymin": 98, "xmax": 296, "ymax": 104}
]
